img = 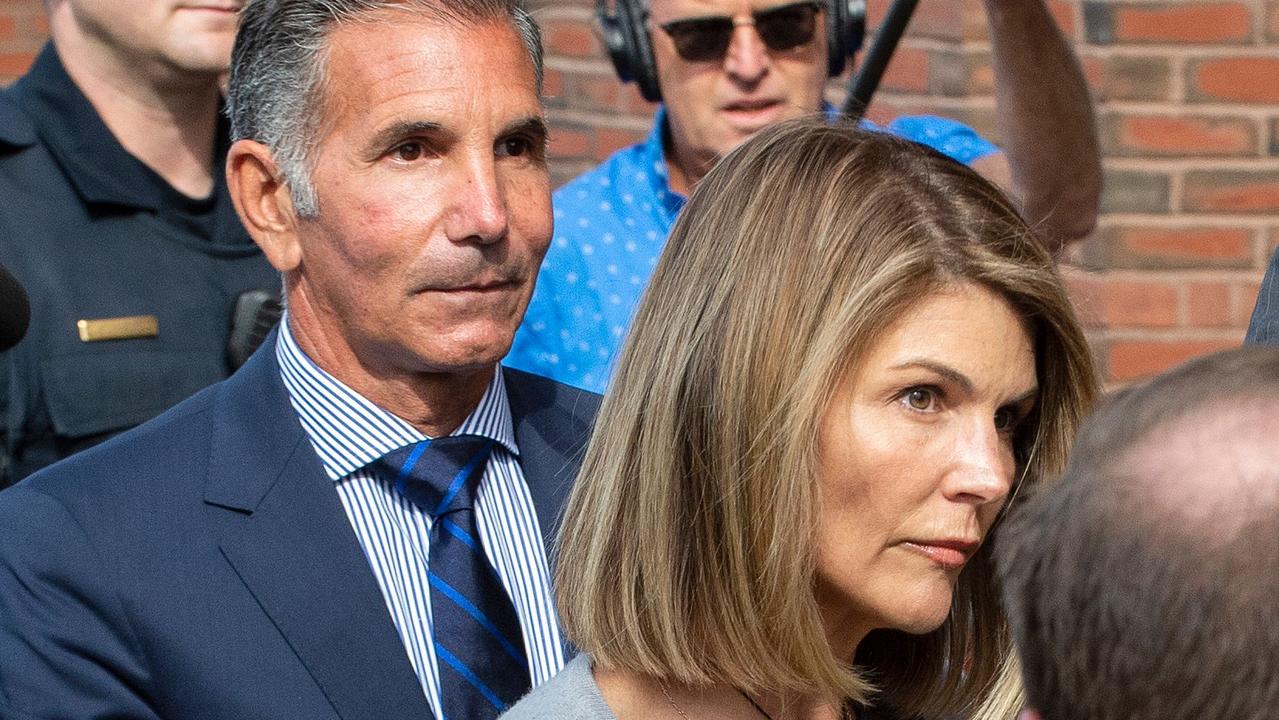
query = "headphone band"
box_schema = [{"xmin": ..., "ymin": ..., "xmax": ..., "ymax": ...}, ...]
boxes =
[{"xmin": 596, "ymin": 0, "xmax": 866, "ymax": 103}]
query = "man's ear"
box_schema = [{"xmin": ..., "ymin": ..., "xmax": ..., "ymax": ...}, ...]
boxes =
[
  {"xmin": 226, "ymin": 139, "xmax": 304, "ymax": 273},
  {"xmin": 1018, "ymin": 708, "xmax": 1042, "ymax": 720}
]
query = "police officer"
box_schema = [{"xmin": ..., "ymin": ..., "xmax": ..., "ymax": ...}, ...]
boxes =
[{"xmin": 0, "ymin": 0, "xmax": 277, "ymax": 485}]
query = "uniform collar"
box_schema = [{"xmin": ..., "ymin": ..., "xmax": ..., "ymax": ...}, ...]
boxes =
[{"xmin": 0, "ymin": 91, "xmax": 37, "ymax": 149}]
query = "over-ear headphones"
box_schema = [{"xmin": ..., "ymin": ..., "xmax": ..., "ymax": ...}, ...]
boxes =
[{"xmin": 595, "ymin": 0, "xmax": 867, "ymax": 103}]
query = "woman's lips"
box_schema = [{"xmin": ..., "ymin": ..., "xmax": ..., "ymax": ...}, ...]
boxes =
[{"xmin": 900, "ymin": 540, "xmax": 979, "ymax": 569}]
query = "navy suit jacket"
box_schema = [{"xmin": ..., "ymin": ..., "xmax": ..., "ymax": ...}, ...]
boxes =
[{"xmin": 0, "ymin": 337, "xmax": 599, "ymax": 720}]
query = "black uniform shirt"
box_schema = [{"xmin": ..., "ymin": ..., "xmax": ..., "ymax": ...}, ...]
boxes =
[{"xmin": 0, "ymin": 43, "xmax": 279, "ymax": 485}]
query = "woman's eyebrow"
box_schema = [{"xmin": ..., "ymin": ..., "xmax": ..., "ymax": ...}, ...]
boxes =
[{"xmin": 890, "ymin": 359, "xmax": 974, "ymax": 394}]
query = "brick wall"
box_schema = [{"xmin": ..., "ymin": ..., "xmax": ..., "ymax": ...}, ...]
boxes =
[
  {"xmin": 0, "ymin": 1, "xmax": 43, "ymax": 81},
  {"xmin": 4, "ymin": 0, "xmax": 1275, "ymax": 384}
]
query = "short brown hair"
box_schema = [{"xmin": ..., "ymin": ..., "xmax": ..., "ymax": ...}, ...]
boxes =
[
  {"xmin": 998, "ymin": 346, "xmax": 1279, "ymax": 720},
  {"xmin": 555, "ymin": 117, "xmax": 1097, "ymax": 719}
]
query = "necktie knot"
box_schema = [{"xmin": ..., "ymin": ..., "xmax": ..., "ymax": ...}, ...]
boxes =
[{"xmin": 374, "ymin": 435, "xmax": 495, "ymax": 518}]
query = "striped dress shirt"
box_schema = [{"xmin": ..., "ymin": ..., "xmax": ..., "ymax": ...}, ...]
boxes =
[{"xmin": 275, "ymin": 319, "xmax": 566, "ymax": 719}]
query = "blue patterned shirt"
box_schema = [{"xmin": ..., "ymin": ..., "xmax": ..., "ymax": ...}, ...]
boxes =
[
  {"xmin": 507, "ymin": 108, "xmax": 998, "ymax": 392},
  {"xmin": 276, "ymin": 317, "xmax": 565, "ymax": 720}
]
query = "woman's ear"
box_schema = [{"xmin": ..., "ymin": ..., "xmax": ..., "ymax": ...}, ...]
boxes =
[
  {"xmin": 1018, "ymin": 708, "xmax": 1042, "ymax": 720},
  {"xmin": 226, "ymin": 139, "xmax": 303, "ymax": 273}
]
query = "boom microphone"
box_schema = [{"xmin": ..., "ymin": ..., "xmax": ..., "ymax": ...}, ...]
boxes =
[
  {"xmin": 0, "ymin": 264, "xmax": 30, "ymax": 352},
  {"xmin": 843, "ymin": 0, "xmax": 921, "ymax": 121}
]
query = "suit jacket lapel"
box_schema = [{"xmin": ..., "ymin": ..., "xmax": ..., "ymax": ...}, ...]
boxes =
[
  {"xmin": 502, "ymin": 368, "xmax": 598, "ymax": 560},
  {"xmin": 205, "ymin": 338, "xmax": 433, "ymax": 720}
]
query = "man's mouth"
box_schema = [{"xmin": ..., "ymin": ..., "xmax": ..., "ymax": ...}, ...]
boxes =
[
  {"xmin": 719, "ymin": 99, "xmax": 785, "ymax": 128},
  {"xmin": 423, "ymin": 273, "xmax": 522, "ymax": 295}
]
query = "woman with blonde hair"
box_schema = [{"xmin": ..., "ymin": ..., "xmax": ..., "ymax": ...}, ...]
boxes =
[{"xmin": 503, "ymin": 118, "xmax": 1097, "ymax": 720}]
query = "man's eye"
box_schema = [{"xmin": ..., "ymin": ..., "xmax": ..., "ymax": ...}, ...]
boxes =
[
  {"xmin": 499, "ymin": 136, "xmax": 534, "ymax": 158},
  {"xmin": 394, "ymin": 142, "xmax": 425, "ymax": 162}
]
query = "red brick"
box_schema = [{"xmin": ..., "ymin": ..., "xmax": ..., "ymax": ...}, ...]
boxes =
[
  {"xmin": 594, "ymin": 127, "xmax": 645, "ymax": 161},
  {"xmin": 1103, "ymin": 55, "xmax": 1173, "ymax": 101},
  {"xmin": 0, "ymin": 17, "xmax": 16, "ymax": 42},
  {"xmin": 1048, "ymin": 0, "xmax": 1078, "ymax": 39},
  {"xmin": 548, "ymin": 128, "xmax": 593, "ymax": 160},
  {"xmin": 963, "ymin": 0, "xmax": 991, "ymax": 41},
  {"xmin": 1190, "ymin": 58, "xmax": 1279, "ymax": 103},
  {"xmin": 1236, "ymin": 280, "xmax": 1264, "ymax": 324},
  {"xmin": 1104, "ymin": 226, "xmax": 1255, "ymax": 269},
  {"xmin": 926, "ymin": 48, "xmax": 964, "ymax": 97},
  {"xmin": 1184, "ymin": 171, "xmax": 1279, "ymax": 213},
  {"xmin": 1108, "ymin": 339, "xmax": 1237, "ymax": 381},
  {"xmin": 542, "ymin": 68, "xmax": 564, "ymax": 101},
  {"xmin": 1104, "ymin": 114, "xmax": 1256, "ymax": 157},
  {"xmin": 881, "ymin": 46, "xmax": 930, "ymax": 94},
  {"xmin": 0, "ymin": 51, "xmax": 33, "ymax": 78},
  {"xmin": 621, "ymin": 86, "xmax": 659, "ymax": 115},
  {"xmin": 1100, "ymin": 168, "xmax": 1171, "ymax": 214},
  {"xmin": 1061, "ymin": 268, "xmax": 1106, "ymax": 329},
  {"xmin": 1268, "ymin": 1, "xmax": 1279, "ymax": 40},
  {"xmin": 1079, "ymin": 54, "xmax": 1104, "ymax": 97},
  {"xmin": 867, "ymin": 0, "xmax": 965, "ymax": 41},
  {"xmin": 1114, "ymin": 3, "xmax": 1251, "ymax": 44},
  {"xmin": 573, "ymin": 75, "xmax": 621, "ymax": 111},
  {"xmin": 543, "ymin": 20, "xmax": 599, "ymax": 59},
  {"xmin": 1187, "ymin": 282, "xmax": 1233, "ymax": 327},
  {"xmin": 1100, "ymin": 280, "xmax": 1179, "ymax": 328}
]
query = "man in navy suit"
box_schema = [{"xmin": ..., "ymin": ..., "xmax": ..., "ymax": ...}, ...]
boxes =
[{"xmin": 0, "ymin": 2, "xmax": 597, "ymax": 719}]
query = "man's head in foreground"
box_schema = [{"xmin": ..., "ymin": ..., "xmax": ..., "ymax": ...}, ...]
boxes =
[
  {"xmin": 225, "ymin": 0, "xmax": 551, "ymax": 428},
  {"xmin": 998, "ymin": 346, "xmax": 1279, "ymax": 720}
]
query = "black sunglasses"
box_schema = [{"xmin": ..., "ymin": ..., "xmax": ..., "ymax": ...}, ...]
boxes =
[{"xmin": 657, "ymin": 1, "xmax": 824, "ymax": 63}]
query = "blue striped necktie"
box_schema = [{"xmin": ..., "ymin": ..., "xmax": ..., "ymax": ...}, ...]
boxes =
[{"xmin": 373, "ymin": 435, "xmax": 531, "ymax": 719}]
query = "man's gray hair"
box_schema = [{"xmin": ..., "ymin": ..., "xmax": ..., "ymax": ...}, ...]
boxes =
[{"xmin": 226, "ymin": 0, "xmax": 544, "ymax": 217}]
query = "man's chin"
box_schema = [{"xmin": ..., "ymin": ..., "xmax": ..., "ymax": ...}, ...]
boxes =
[{"xmin": 407, "ymin": 329, "xmax": 517, "ymax": 376}]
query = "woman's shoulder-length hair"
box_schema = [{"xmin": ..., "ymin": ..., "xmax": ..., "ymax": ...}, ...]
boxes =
[{"xmin": 553, "ymin": 116, "xmax": 1098, "ymax": 720}]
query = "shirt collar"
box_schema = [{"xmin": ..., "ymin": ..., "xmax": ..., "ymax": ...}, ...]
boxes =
[
  {"xmin": 10, "ymin": 42, "xmax": 232, "ymax": 213},
  {"xmin": 275, "ymin": 314, "xmax": 519, "ymax": 482},
  {"xmin": 640, "ymin": 106, "xmax": 687, "ymax": 220}
]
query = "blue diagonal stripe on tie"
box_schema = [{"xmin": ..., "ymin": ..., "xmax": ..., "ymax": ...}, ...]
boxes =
[
  {"xmin": 441, "ymin": 518, "xmax": 512, "ymax": 587},
  {"xmin": 441, "ymin": 517, "xmax": 480, "ymax": 552},
  {"xmin": 435, "ymin": 642, "xmax": 510, "ymax": 711},
  {"xmin": 433, "ymin": 439, "xmax": 495, "ymax": 516},
  {"xmin": 393, "ymin": 441, "xmax": 430, "ymax": 497},
  {"xmin": 429, "ymin": 571, "xmax": 528, "ymax": 667}
]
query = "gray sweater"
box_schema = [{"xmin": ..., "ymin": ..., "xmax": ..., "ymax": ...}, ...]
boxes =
[{"xmin": 501, "ymin": 654, "xmax": 618, "ymax": 720}]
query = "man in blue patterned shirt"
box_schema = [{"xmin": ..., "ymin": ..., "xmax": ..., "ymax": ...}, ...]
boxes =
[{"xmin": 508, "ymin": 0, "xmax": 1101, "ymax": 393}]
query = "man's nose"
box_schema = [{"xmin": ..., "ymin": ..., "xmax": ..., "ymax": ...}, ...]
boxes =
[
  {"xmin": 723, "ymin": 21, "xmax": 771, "ymax": 84},
  {"xmin": 943, "ymin": 421, "xmax": 1015, "ymax": 507},
  {"xmin": 447, "ymin": 157, "xmax": 509, "ymax": 245}
]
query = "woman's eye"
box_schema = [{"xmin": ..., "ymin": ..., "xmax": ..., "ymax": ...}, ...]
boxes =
[
  {"xmin": 902, "ymin": 388, "xmax": 936, "ymax": 412},
  {"xmin": 994, "ymin": 407, "xmax": 1020, "ymax": 432},
  {"xmin": 394, "ymin": 142, "xmax": 424, "ymax": 162}
]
